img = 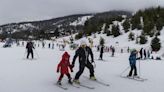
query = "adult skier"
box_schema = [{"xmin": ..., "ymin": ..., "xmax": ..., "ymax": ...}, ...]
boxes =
[
  {"xmin": 26, "ymin": 41, "xmax": 35, "ymax": 59},
  {"xmin": 139, "ymin": 48, "xmax": 143, "ymax": 59},
  {"xmin": 144, "ymin": 49, "xmax": 147, "ymax": 59},
  {"xmin": 99, "ymin": 45, "xmax": 104, "ymax": 60},
  {"xmin": 127, "ymin": 49, "xmax": 138, "ymax": 77},
  {"xmin": 111, "ymin": 46, "xmax": 115, "ymax": 57},
  {"xmin": 71, "ymin": 40, "xmax": 96, "ymax": 84}
]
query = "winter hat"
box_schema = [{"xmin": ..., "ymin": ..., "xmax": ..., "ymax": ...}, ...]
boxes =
[
  {"xmin": 80, "ymin": 37, "xmax": 89, "ymax": 46},
  {"xmin": 62, "ymin": 51, "xmax": 70, "ymax": 58},
  {"xmin": 131, "ymin": 49, "xmax": 137, "ymax": 53},
  {"xmin": 80, "ymin": 40, "xmax": 87, "ymax": 46}
]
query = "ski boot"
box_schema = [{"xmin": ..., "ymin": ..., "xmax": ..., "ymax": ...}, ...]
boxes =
[
  {"xmin": 127, "ymin": 75, "xmax": 131, "ymax": 77},
  {"xmin": 57, "ymin": 80, "xmax": 62, "ymax": 85},
  {"xmin": 133, "ymin": 75, "xmax": 140, "ymax": 78},
  {"xmin": 73, "ymin": 79, "xmax": 80, "ymax": 84},
  {"xmin": 68, "ymin": 79, "xmax": 73, "ymax": 84},
  {"xmin": 90, "ymin": 76, "xmax": 96, "ymax": 80}
]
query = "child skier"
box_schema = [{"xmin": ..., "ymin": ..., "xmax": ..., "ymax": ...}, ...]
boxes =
[
  {"xmin": 57, "ymin": 52, "xmax": 73, "ymax": 85},
  {"xmin": 127, "ymin": 49, "xmax": 138, "ymax": 77}
]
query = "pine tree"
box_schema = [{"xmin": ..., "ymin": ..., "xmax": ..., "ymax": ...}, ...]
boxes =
[
  {"xmin": 143, "ymin": 21, "xmax": 154, "ymax": 36},
  {"xmin": 122, "ymin": 19, "xmax": 130, "ymax": 33},
  {"xmin": 131, "ymin": 15, "xmax": 142, "ymax": 30},
  {"xmin": 99, "ymin": 37, "xmax": 105, "ymax": 46},
  {"xmin": 139, "ymin": 34, "xmax": 147, "ymax": 44},
  {"xmin": 75, "ymin": 32, "xmax": 83, "ymax": 40},
  {"xmin": 128, "ymin": 32, "xmax": 135, "ymax": 41},
  {"xmin": 106, "ymin": 30, "xmax": 112, "ymax": 36},
  {"xmin": 151, "ymin": 36, "xmax": 161, "ymax": 51},
  {"xmin": 111, "ymin": 24, "xmax": 121, "ymax": 37}
]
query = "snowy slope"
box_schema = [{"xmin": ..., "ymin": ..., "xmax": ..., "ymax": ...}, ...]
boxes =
[
  {"xmin": 70, "ymin": 16, "xmax": 92, "ymax": 26},
  {"xmin": 0, "ymin": 35, "xmax": 164, "ymax": 92}
]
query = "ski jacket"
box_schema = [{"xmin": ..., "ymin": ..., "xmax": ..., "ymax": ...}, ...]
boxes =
[
  {"xmin": 57, "ymin": 52, "xmax": 72, "ymax": 74},
  {"xmin": 129, "ymin": 51, "xmax": 137, "ymax": 66},
  {"xmin": 26, "ymin": 42, "xmax": 34, "ymax": 51},
  {"xmin": 100, "ymin": 46, "xmax": 104, "ymax": 53},
  {"xmin": 72, "ymin": 46, "xmax": 94, "ymax": 65}
]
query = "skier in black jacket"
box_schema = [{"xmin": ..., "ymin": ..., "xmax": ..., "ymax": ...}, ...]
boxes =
[
  {"xmin": 26, "ymin": 41, "xmax": 35, "ymax": 59},
  {"xmin": 71, "ymin": 40, "xmax": 96, "ymax": 84},
  {"xmin": 99, "ymin": 45, "xmax": 104, "ymax": 60},
  {"xmin": 139, "ymin": 48, "xmax": 143, "ymax": 59}
]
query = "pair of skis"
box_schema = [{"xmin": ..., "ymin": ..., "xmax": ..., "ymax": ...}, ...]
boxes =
[
  {"xmin": 55, "ymin": 82, "xmax": 94, "ymax": 90},
  {"xmin": 56, "ymin": 76, "xmax": 110, "ymax": 90},
  {"xmin": 83, "ymin": 76, "xmax": 110, "ymax": 86},
  {"xmin": 120, "ymin": 75, "xmax": 147, "ymax": 82}
]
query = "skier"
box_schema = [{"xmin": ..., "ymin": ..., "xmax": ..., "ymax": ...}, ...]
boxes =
[
  {"xmin": 26, "ymin": 41, "xmax": 35, "ymax": 59},
  {"xmin": 71, "ymin": 40, "xmax": 96, "ymax": 84},
  {"xmin": 139, "ymin": 48, "xmax": 143, "ymax": 59},
  {"xmin": 144, "ymin": 49, "xmax": 147, "ymax": 59},
  {"xmin": 127, "ymin": 47, "xmax": 130, "ymax": 53},
  {"xmin": 147, "ymin": 50, "xmax": 150, "ymax": 59},
  {"xmin": 127, "ymin": 49, "xmax": 138, "ymax": 77},
  {"xmin": 42, "ymin": 42, "xmax": 45, "ymax": 48},
  {"xmin": 52, "ymin": 43, "xmax": 54, "ymax": 49},
  {"xmin": 111, "ymin": 46, "xmax": 115, "ymax": 57},
  {"xmin": 57, "ymin": 52, "xmax": 73, "ymax": 85},
  {"xmin": 48, "ymin": 43, "xmax": 51, "ymax": 48},
  {"xmin": 97, "ymin": 45, "xmax": 100, "ymax": 52},
  {"xmin": 121, "ymin": 48, "xmax": 123, "ymax": 53},
  {"xmin": 22, "ymin": 41, "xmax": 24, "ymax": 46},
  {"xmin": 99, "ymin": 45, "xmax": 104, "ymax": 60}
]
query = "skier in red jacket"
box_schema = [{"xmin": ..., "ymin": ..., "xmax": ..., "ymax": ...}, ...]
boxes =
[{"xmin": 57, "ymin": 52, "xmax": 73, "ymax": 85}]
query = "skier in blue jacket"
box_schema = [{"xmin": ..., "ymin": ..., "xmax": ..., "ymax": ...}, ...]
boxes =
[{"xmin": 128, "ymin": 49, "xmax": 138, "ymax": 77}]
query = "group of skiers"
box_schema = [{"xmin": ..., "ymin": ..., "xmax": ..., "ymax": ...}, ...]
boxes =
[
  {"xmin": 56, "ymin": 40, "xmax": 96, "ymax": 85},
  {"xmin": 98, "ymin": 45, "xmax": 115, "ymax": 60},
  {"xmin": 139, "ymin": 48, "xmax": 151, "ymax": 59},
  {"xmin": 24, "ymin": 40, "xmax": 148, "ymax": 85}
]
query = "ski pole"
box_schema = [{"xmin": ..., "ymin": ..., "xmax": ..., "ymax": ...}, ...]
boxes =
[
  {"xmin": 138, "ymin": 59, "xmax": 141, "ymax": 77},
  {"xmin": 93, "ymin": 62, "xmax": 96, "ymax": 68},
  {"xmin": 120, "ymin": 66, "xmax": 130, "ymax": 76},
  {"xmin": 23, "ymin": 49, "xmax": 27, "ymax": 59},
  {"xmin": 34, "ymin": 49, "xmax": 40, "ymax": 59}
]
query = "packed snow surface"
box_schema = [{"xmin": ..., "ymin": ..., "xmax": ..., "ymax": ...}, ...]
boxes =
[{"xmin": 0, "ymin": 38, "xmax": 163, "ymax": 92}]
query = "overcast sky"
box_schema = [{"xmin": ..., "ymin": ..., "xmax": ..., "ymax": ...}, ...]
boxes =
[{"xmin": 0, "ymin": 0, "xmax": 164, "ymax": 25}]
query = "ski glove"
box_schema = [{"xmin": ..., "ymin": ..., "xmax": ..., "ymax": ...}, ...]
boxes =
[
  {"xmin": 91, "ymin": 60, "xmax": 94, "ymax": 63},
  {"xmin": 57, "ymin": 70, "xmax": 59, "ymax": 73},
  {"xmin": 70, "ymin": 64, "xmax": 74, "ymax": 68},
  {"xmin": 92, "ymin": 62, "xmax": 96, "ymax": 68}
]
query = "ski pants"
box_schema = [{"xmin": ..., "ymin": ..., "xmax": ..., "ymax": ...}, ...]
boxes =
[
  {"xmin": 58, "ymin": 73, "xmax": 71, "ymax": 81},
  {"xmin": 100, "ymin": 52, "xmax": 103, "ymax": 59},
  {"xmin": 75, "ymin": 61, "xmax": 94, "ymax": 80},
  {"xmin": 129, "ymin": 64, "xmax": 137, "ymax": 76},
  {"xmin": 27, "ymin": 50, "xmax": 34, "ymax": 59}
]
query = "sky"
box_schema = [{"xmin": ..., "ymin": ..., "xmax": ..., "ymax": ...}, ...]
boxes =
[{"xmin": 0, "ymin": 0, "xmax": 164, "ymax": 25}]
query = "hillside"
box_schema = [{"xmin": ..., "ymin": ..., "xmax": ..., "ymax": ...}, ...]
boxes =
[{"xmin": 0, "ymin": 11, "xmax": 131, "ymax": 40}]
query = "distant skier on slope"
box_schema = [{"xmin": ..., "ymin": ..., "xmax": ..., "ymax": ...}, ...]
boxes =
[
  {"xmin": 139, "ymin": 48, "xmax": 143, "ymax": 59},
  {"xmin": 57, "ymin": 52, "xmax": 73, "ymax": 85},
  {"xmin": 99, "ymin": 45, "xmax": 104, "ymax": 60},
  {"xmin": 26, "ymin": 40, "xmax": 35, "ymax": 59},
  {"xmin": 127, "ymin": 49, "xmax": 138, "ymax": 77},
  {"xmin": 71, "ymin": 40, "xmax": 96, "ymax": 84},
  {"xmin": 111, "ymin": 46, "xmax": 115, "ymax": 57}
]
